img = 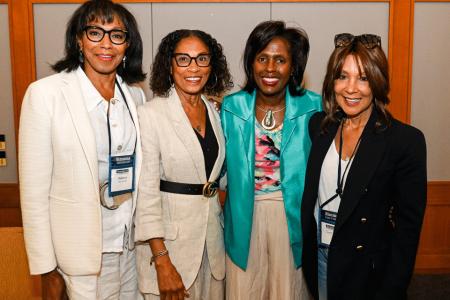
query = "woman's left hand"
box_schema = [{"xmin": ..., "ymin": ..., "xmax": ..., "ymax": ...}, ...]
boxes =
[{"xmin": 154, "ymin": 254, "xmax": 189, "ymax": 300}]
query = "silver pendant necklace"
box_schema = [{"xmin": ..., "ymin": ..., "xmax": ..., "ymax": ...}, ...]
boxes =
[{"xmin": 256, "ymin": 104, "xmax": 286, "ymax": 130}]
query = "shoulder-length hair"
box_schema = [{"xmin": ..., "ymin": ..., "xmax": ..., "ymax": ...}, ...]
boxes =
[
  {"xmin": 243, "ymin": 20, "xmax": 309, "ymax": 96},
  {"xmin": 321, "ymin": 40, "xmax": 392, "ymax": 132},
  {"xmin": 150, "ymin": 29, "xmax": 233, "ymax": 97},
  {"xmin": 52, "ymin": 0, "xmax": 146, "ymax": 84}
]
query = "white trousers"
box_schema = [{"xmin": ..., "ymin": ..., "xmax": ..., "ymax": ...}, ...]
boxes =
[
  {"xmin": 59, "ymin": 247, "xmax": 142, "ymax": 300},
  {"xmin": 226, "ymin": 193, "xmax": 310, "ymax": 300},
  {"xmin": 143, "ymin": 248, "xmax": 224, "ymax": 300}
]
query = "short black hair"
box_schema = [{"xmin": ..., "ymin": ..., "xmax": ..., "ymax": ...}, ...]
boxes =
[
  {"xmin": 52, "ymin": 0, "xmax": 145, "ymax": 84},
  {"xmin": 150, "ymin": 29, "xmax": 233, "ymax": 97},
  {"xmin": 243, "ymin": 20, "xmax": 309, "ymax": 96}
]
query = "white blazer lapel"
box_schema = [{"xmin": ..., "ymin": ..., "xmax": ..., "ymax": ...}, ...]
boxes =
[
  {"xmin": 202, "ymin": 96, "xmax": 225, "ymax": 182},
  {"xmin": 167, "ymin": 90, "xmax": 206, "ymax": 183},
  {"xmin": 60, "ymin": 71, "xmax": 99, "ymax": 191}
]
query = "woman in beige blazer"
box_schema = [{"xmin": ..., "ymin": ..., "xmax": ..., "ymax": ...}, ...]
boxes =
[
  {"xmin": 19, "ymin": 1, "xmax": 146, "ymax": 298},
  {"xmin": 135, "ymin": 29, "xmax": 232, "ymax": 300}
]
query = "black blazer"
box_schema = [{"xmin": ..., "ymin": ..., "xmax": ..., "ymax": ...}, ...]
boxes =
[{"xmin": 301, "ymin": 110, "xmax": 427, "ymax": 300}]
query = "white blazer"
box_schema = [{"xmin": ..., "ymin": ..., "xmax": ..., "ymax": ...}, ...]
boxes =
[
  {"xmin": 19, "ymin": 70, "xmax": 145, "ymax": 276},
  {"xmin": 135, "ymin": 89, "xmax": 225, "ymax": 294}
]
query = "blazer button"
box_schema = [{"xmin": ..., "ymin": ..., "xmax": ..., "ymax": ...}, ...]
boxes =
[
  {"xmin": 360, "ymin": 217, "xmax": 367, "ymax": 224},
  {"xmin": 356, "ymin": 245, "xmax": 364, "ymax": 251}
]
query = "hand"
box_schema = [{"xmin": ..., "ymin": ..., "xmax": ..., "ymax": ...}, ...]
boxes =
[
  {"xmin": 41, "ymin": 269, "xmax": 68, "ymax": 300},
  {"xmin": 154, "ymin": 255, "xmax": 189, "ymax": 300}
]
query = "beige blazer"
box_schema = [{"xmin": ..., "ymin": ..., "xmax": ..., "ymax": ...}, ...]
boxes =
[
  {"xmin": 19, "ymin": 70, "xmax": 145, "ymax": 276},
  {"xmin": 135, "ymin": 89, "xmax": 225, "ymax": 294}
]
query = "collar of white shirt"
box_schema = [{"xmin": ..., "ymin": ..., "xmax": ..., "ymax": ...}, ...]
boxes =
[{"xmin": 76, "ymin": 66, "xmax": 124, "ymax": 112}]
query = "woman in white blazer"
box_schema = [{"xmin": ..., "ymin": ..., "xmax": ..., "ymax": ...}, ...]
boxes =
[
  {"xmin": 135, "ymin": 29, "xmax": 232, "ymax": 300},
  {"xmin": 19, "ymin": 1, "xmax": 146, "ymax": 299}
]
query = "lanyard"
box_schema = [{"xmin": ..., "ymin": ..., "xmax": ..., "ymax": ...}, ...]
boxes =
[
  {"xmin": 106, "ymin": 80, "xmax": 137, "ymax": 157},
  {"xmin": 320, "ymin": 119, "xmax": 362, "ymax": 209}
]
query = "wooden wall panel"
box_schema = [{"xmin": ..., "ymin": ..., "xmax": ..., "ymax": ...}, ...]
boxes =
[
  {"xmin": 388, "ymin": 0, "xmax": 414, "ymax": 123},
  {"xmin": 0, "ymin": 183, "xmax": 21, "ymax": 227},
  {"xmin": 416, "ymin": 182, "xmax": 450, "ymax": 272},
  {"xmin": 0, "ymin": 227, "xmax": 41, "ymax": 299},
  {"xmin": 0, "ymin": 183, "xmax": 19, "ymax": 207}
]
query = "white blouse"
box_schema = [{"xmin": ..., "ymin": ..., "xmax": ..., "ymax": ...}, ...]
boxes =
[
  {"xmin": 77, "ymin": 67, "xmax": 136, "ymax": 252},
  {"xmin": 314, "ymin": 139, "xmax": 354, "ymax": 224}
]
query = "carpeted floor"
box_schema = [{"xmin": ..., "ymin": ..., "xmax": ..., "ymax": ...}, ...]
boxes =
[{"xmin": 408, "ymin": 274, "xmax": 450, "ymax": 299}]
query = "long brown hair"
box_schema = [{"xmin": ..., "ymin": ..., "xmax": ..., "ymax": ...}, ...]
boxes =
[{"xmin": 321, "ymin": 40, "xmax": 392, "ymax": 132}]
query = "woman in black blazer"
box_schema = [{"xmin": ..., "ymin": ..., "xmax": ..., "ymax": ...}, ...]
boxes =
[{"xmin": 301, "ymin": 33, "xmax": 427, "ymax": 300}]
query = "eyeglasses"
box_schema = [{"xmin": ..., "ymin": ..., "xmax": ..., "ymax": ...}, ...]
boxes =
[
  {"xmin": 334, "ymin": 33, "xmax": 381, "ymax": 49},
  {"xmin": 83, "ymin": 26, "xmax": 128, "ymax": 45},
  {"xmin": 172, "ymin": 53, "xmax": 211, "ymax": 67}
]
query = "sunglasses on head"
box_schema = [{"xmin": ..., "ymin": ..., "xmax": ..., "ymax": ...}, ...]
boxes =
[{"xmin": 334, "ymin": 33, "xmax": 381, "ymax": 49}]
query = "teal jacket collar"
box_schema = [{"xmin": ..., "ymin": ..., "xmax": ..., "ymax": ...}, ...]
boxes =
[{"xmin": 223, "ymin": 88, "xmax": 318, "ymax": 120}]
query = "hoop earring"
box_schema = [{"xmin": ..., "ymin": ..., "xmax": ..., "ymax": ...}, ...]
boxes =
[
  {"xmin": 209, "ymin": 72, "xmax": 218, "ymax": 89},
  {"xmin": 122, "ymin": 56, "xmax": 127, "ymax": 69}
]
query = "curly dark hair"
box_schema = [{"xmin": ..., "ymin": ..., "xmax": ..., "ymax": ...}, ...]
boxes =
[
  {"xmin": 243, "ymin": 20, "xmax": 309, "ymax": 96},
  {"xmin": 150, "ymin": 29, "xmax": 233, "ymax": 97},
  {"xmin": 321, "ymin": 37, "xmax": 392, "ymax": 132},
  {"xmin": 52, "ymin": 0, "xmax": 146, "ymax": 84}
]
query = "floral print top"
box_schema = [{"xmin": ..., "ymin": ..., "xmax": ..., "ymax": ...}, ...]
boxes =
[{"xmin": 254, "ymin": 119, "xmax": 283, "ymax": 195}]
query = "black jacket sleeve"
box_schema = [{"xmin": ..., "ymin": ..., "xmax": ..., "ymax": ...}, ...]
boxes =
[{"xmin": 375, "ymin": 125, "xmax": 427, "ymax": 300}]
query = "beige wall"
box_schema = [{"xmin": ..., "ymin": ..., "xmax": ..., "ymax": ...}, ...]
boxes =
[
  {"xmin": 411, "ymin": 2, "xmax": 450, "ymax": 180},
  {"xmin": 0, "ymin": 4, "xmax": 17, "ymax": 183},
  {"xmin": 33, "ymin": 2, "xmax": 388, "ymax": 95}
]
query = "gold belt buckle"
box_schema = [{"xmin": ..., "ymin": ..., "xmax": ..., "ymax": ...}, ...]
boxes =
[{"xmin": 202, "ymin": 181, "xmax": 218, "ymax": 198}]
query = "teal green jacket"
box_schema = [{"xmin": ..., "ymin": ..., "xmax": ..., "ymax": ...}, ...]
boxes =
[{"xmin": 221, "ymin": 88, "xmax": 322, "ymax": 270}]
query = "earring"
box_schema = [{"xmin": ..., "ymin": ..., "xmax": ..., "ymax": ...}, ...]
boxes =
[
  {"xmin": 168, "ymin": 74, "xmax": 173, "ymax": 87},
  {"xmin": 209, "ymin": 72, "xmax": 218, "ymax": 88},
  {"xmin": 79, "ymin": 50, "xmax": 84, "ymax": 63},
  {"xmin": 122, "ymin": 56, "xmax": 127, "ymax": 69}
]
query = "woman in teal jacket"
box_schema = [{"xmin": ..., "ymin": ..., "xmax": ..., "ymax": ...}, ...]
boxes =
[{"xmin": 221, "ymin": 21, "xmax": 321, "ymax": 299}]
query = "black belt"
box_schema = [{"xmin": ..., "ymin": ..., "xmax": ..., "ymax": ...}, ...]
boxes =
[{"xmin": 160, "ymin": 180, "xmax": 218, "ymax": 197}]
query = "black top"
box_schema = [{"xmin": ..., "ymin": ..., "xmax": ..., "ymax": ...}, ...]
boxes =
[{"xmin": 194, "ymin": 110, "xmax": 219, "ymax": 180}]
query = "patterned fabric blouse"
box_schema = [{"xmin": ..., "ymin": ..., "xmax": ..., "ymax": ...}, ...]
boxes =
[{"xmin": 254, "ymin": 119, "xmax": 283, "ymax": 195}]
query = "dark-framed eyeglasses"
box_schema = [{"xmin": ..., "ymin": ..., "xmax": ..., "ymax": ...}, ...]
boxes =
[
  {"xmin": 83, "ymin": 26, "xmax": 128, "ymax": 45},
  {"xmin": 334, "ymin": 33, "xmax": 381, "ymax": 49},
  {"xmin": 172, "ymin": 53, "xmax": 211, "ymax": 67}
]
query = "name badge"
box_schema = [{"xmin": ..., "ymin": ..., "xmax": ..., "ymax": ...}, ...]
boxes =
[
  {"xmin": 108, "ymin": 154, "xmax": 135, "ymax": 197},
  {"xmin": 319, "ymin": 208, "xmax": 337, "ymax": 247}
]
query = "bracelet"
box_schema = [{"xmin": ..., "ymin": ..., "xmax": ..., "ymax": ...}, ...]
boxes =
[{"xmin": 150, "ymin": 249, "xmax": 169, "ymax": 265}]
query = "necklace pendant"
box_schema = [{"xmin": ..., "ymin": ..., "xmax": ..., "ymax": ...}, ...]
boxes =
[{"xmin": 262, "ymin": 109, "xmax": 276, "ymax": 130}]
